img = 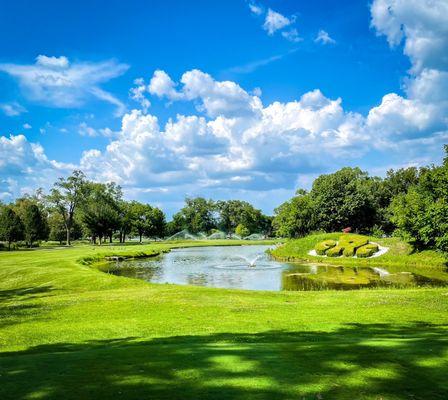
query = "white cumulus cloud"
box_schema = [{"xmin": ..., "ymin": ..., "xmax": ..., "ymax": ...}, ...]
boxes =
[{"xmin": 263, "ymin": 9, "xmax": 292, "ymax": 35}]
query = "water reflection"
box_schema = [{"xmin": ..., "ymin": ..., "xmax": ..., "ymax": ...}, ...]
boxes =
[{"xmin": 109, "ymin": 245, "xmax": 448, "ymax": 291}]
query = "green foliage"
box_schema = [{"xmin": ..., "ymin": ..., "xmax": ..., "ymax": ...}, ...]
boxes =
[
  {"xmin": 128, "ymin": 201, "xmax": 166, "ymax": 242},
  {"xmin": 327, "ymin": 245, "xmax": 343, "ymax": 257},
  {"xmin": 314, "ymin": 234, "xmax": 372, "ymax": 257},
  {"xmin": 21, "ymin": 203, "xmax": 47, "ymax": 246},
  {"xmin": 356, "ymin": 245, "xmax": 376, "ymax": 258},
  {"xmin": 217, "ymin": 200, "xmax": 267, "ymax": 234},
  {"xmin": 314, "ymin": 239, "xmax": 336, "ymax": 255},
  {"xmin": 235, "ymin": 223, "xmax": 250, "ymax": 238},
  {"xmin": 0, "ymin": 206, "xmax": 24, "ymax": 250},
  {"xmin": 171, "ymin": 197, "xmax": 217, "ymax": 234},
  {"xmin": 338, "ymin": 234, "xmax": 368, "ymax": 249},
  {"xmin": 273, "ymin": 192, "xmax": 316, "ymax": 238},
  {"xmin": 47, "ymin": 170, "xmax": 89, "ymax": 245},
  {"xmin": 1, "ymin": 241, "xmax": 447, "ymax": 399},
  {"xmin": 390, "ymin": 150, "xmax": 448, "ymax": 253}
]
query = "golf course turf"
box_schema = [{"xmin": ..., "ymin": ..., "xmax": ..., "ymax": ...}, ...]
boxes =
[{"xmin": 1, "ymin": 238, "xmax": 447, "ymax": 399}]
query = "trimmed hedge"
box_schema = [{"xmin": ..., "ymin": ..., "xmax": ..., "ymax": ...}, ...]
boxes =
[
  {"xmin": 327, "ymin": 246, "xmax": 343, "ymax": 257},
  {"xmin": 356, "ymin": 243, "xmax": 379, "ymax": 258},
  {"xmin": 313, "ymin": 234, "xmax": 380, "ymax": 258},
  {"xmin": 343, "ymin": 246, "xmax": 356, "ymax": 257},
  {"xmin": 338, "ymin": 234, "xmax": 368, "ymax": 249},
  {"xmin": 315, "ymin": 240, "xmax": 337, "ymax": 255}
]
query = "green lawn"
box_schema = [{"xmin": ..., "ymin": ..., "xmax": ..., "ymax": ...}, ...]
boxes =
[{"xmin": 1, "ymin": 240, "xmax": 448, "ymax": 399}]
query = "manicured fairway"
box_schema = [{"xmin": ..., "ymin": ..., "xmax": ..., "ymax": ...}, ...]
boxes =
[{"xmin": 1, "ymin": 241, "xmax": 447, "ymax": 399}]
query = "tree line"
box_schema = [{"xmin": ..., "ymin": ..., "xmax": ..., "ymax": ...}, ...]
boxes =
[
  {"xmin": 0, "ymin": 145, "xmax": 447, "ymax": 252},
  {"xmin": 272, "ymin": 145, "xmax": 448, "ymax": 253},
  {"xmin": 0, "ymin": 171, "xmax": 271, "ymax": 249}
]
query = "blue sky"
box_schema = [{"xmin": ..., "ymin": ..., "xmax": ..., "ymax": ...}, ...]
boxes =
[{"xmin": 0, "ymin": 0, "xmax": 447, "ymax": 216}]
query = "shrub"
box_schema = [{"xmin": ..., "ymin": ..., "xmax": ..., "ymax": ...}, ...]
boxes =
[
  {"xmin": 339, "ymin": 234, "xmax": 368, "ymax": 249},
  {"xmin": 356, "ymin": 243, "xmax": 379, "ymax": 258},
  {"xmin": 327, "ymin": 246, "xmax": 343, "ymax": 257},
  {"xmin": 314, "ymin": 239, "xmax": 336, "ymax": 255},
  {"xmin": 343, "ymin": 246, "xmax": 356, "ymax": 257}
]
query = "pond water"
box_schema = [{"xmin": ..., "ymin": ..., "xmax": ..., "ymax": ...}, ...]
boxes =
[{"xmin": 109, "ymin": 245, "xmax": 448, "ymax": 291}]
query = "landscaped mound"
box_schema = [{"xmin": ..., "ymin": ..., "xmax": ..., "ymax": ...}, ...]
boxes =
[{"xmin": 314, "ymin": 234, "xmax": 379, "ymax": 258}]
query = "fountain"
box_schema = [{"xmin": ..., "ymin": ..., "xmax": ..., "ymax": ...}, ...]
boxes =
[
  {"xmin": 235, "ymin": 254, "xmax": 262, "ymax": 267},
  {"xmin": 166, "ymin": 229, "xmax": 199, "ymax": 241}
]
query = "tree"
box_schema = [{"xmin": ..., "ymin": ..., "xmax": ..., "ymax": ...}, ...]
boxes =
[
  {"xmin": 47, "ymin": 170, "xmax": 89, "ymax": 245},
  {"xmin": 117, "ymin": 201, "xmax": 133, "ymax": 243},
  {"xmin": 21, "ymin": 203, "xmax": 47, "ymax": 247},
  {"xmin": 390, "ymin": 150, "xmax": 448, "ymax": 252},
  {"xmin": 216, "ymin": 200, "xmax": 267, "ymax": 234},
  {"xmin": 235, "ymin": 223, "xmax": 250, "ymax": 238},
  {"xmin": 273, "ymin": 192, "xmax": 316, "ymax": 238},
  {"xmin": 0, "ymin": 207, "xmax": 24, "ymax": 250},
  {"xmin": 143, "ymin": 207, "xmax": 166, "ymax": 239},
  {"xmin": 128, "ymin": 202, "xmax": 166, "ymax": 242},
  {"xmin": 81, "ymin": 182, "xmax": 122, "ymax": 244},
  {"xmin": 310, "ymin": 167, "xmax": 378, "ymax": 233},
  {"xmin": 172, "ymin": 197, "xmax": 217, "ymax": 234}
]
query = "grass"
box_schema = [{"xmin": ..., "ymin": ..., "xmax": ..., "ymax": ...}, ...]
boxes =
[
  {"xmin": 1, "ymin": 239, "xmax": 448, "ymax": 399},
  {"xmin": 271, "ymin": 232, "xmax": 447, "ymax": 268}
]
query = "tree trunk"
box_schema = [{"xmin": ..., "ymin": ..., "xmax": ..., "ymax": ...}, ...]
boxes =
[
  {"xmin": 66, "ymin": 228, "xmax": 71, "ymax": 246},
  {"xmin": 109, "ymin": 233, "xmax": 113, "ymax": 243},
  {"xmin": 139, "ymin": 233, "xmax": 142, "ymax": 243},
  {"xmin": 8, "ymin": 240, "xmax": 11, "ymax": 251}
]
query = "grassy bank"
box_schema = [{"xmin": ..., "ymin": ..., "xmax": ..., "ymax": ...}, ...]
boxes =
[
  {"xmin": 1, "ymin": 240, "xmax": 448, "ymax": 399},
  {"xmin": 270, "ymin": 233, "xmax": 447, "ymax": 268}
]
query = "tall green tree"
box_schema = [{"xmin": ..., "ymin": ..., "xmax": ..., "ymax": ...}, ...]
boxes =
[
  {"xmin": 172, "ymin": 197, "xmax": 217, "ymax": 234},
  {"xmin": 273, "ymin": 191, "xmax": 316, "ymax": 238},
  {"xmin": 21, "ymin": 203, "xmax": 47, "ymax": 247},
  {"xmin": 310, "ymin": 167, "xmax": 378, "ymax": 232},
  {"xmin": 81, "ymin": 182, "xmax": 122, "ymax": 244},
  {"xmin": 216, "ymin": 200, "xmax": 266, "ymax": 234},
  {"xmin": 0, "ymin": 207, "xmax": 24, "ymax": 250},
  {"xmin": 390, "ymin": 147, "xmax": 448, "ymax": 252},
  {"xmin": 47, "ymin": 170, "xmax": 89, "ymax": 245}
]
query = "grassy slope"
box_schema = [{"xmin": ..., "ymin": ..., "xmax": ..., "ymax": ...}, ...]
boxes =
[{"xmin": 0, "ymin": 240, "xmax": 448, "ymax": 400}]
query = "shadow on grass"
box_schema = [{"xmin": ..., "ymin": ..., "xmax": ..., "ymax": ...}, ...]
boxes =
[
  {"xmin": 1, "ymin": 323, "xmax": 447, "ymax": 399},
  {"xmin": 0, "ymin": 286, "xmax": 56, "ymax": 328}
]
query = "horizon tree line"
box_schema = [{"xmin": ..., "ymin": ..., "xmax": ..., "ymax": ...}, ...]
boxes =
[{"xmin": 0, "ymin": 144, "xmax": 447, "ymax": 252}]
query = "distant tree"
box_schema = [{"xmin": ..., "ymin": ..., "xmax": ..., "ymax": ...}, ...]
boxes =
[
  {"xmin": 143, "ymin": 207, "xmax": 166, "ymax": 239},
  {"xmin": 235, "ymin": 223, "xmax": 250, "ymax": 238},
  {"xmin": 383, "ymin": 167, "xmax": 420, "ymax": 198},
  {"xmin": 48, "ymin": 212, "xmax": 68, "ymax": 244},
  {"xmin": 128, "ymin": 201, "xmax": 166, "ymax": 242},
  {"xmin": 390, "ymin": 147, "xmax": 448, "ymax": 252},
  {"xmin": 81, "ymin": 182, "xmax": 122, "ymax": 244},
  {"xmin": 47, "ymin": 170, "xmax": 89, "ymax": 245},
  {"xmin": 117, "ymin": 201, "xmax": 133, "ymax": 243},
  {"xmin": 216, "ymin": 200, "xmax": 266, "ymax": 234},
  {"xmin": 172, "ymin": 197, "xmax": 217, "ymax": 234},
  {"xmin": 273, "ymin": 192, "xmax": 316, "ymax": 238},
  {"xmin": 0, "ymin": 207, "xmax": 24, "ymax": 250},
  {"xmin": 21, "ymin": 203, "xmax": 47, "ymax": 247}
]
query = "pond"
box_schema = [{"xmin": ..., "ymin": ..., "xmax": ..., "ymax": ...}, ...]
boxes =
[{"xmin": 108, "ymin": 245, "xmax": 448, "ymax": 291}]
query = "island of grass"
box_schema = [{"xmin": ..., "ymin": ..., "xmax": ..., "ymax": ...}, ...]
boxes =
[{"xmin": 313, "ymin": 233, "xmax": 380, "ymax": 258}]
